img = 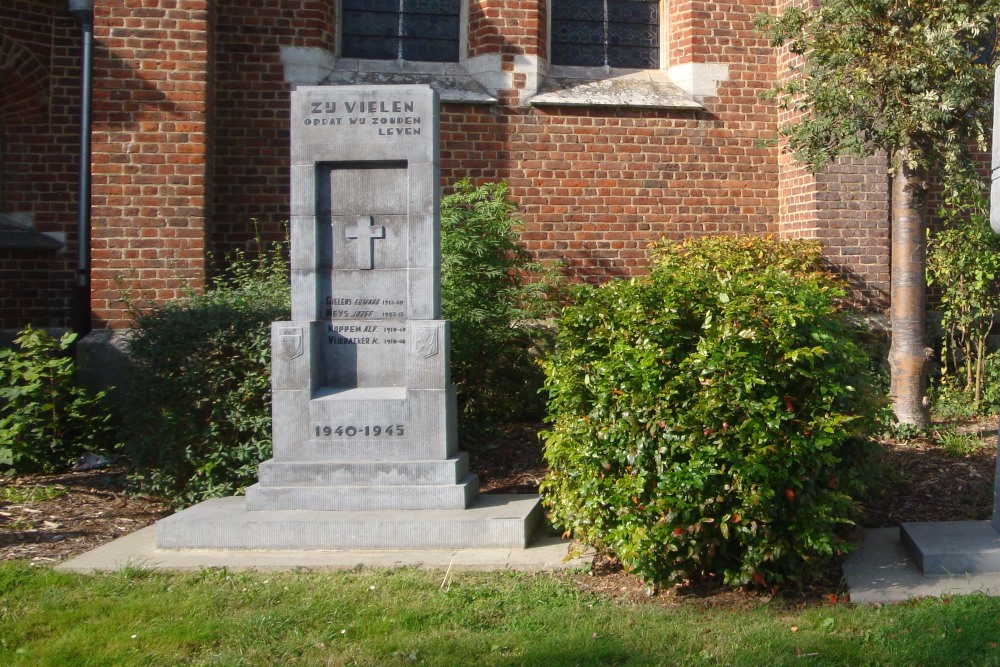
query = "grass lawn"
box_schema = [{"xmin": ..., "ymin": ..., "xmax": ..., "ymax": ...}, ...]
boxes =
[{"xmin": 1, "ymin": 562, "xmax": 999, "ymax": 666}]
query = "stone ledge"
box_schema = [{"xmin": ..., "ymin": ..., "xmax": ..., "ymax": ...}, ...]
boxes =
[
  {"xmin": 530, "ymin": 70, "xmax": 703, "ymax": 110},
  {"xmin": 156, "ymin": 494, "xmax": 542, "ymax": 550},
  {"xmin": 57, "ymin": 524, "xmax": 592, "ymax": 574}
]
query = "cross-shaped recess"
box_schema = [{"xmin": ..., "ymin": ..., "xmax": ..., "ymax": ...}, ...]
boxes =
[{"xmin": 344, "ymin": 216, "xmax": 386, "ymax": 270}]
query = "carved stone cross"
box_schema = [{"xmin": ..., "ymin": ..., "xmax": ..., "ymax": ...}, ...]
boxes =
[{"xmin": 344, "ymin": 215, "xmax": 386, "ymax": 270}]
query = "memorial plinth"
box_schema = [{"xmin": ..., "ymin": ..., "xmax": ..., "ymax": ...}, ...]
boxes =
[{"xmin": 156, "ymin": 86, "xmax": 541, "ymax": 550}]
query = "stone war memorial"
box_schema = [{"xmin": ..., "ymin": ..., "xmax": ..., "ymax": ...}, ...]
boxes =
[{"xmin": 156, "ymin": 85, "xmax": 541, "ymax": 551}]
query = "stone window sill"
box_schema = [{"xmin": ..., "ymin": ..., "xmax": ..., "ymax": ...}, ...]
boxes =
[
  {"xmin": 0, "ymin": 214, "xmax": 63, "ymax": 251},
  {"xmin": 529, "ymin": 67, "xmax": 702, "ymax": 110},
  {"xmin": 325, "ymin": 58, "xmax": 498, "ymax": 105}
]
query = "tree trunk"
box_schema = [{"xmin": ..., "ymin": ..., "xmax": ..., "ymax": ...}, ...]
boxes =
[{"xmin": 888, "ymin": 161, "xmax": 931, "ymax": 428}]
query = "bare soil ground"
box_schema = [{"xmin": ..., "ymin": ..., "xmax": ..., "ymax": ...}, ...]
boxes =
[{"xmin": 1, "ymin": 417, "xmax": 995, "ymax": 605}]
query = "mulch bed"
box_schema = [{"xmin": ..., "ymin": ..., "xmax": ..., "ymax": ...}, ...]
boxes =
[{"xmin": 1, "ymin": 417, "xmax": 996, "ymax": 605}]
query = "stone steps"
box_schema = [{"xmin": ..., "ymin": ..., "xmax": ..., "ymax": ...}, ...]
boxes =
[{"xmin": 156, "ymin": 495, "xmax": 543, "ymax": 550}]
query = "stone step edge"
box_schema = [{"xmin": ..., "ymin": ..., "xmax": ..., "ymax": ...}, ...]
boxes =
[
  {"xmin": 257, "ymin": 456, "xmax": 469, "ymax": 487},
  {"xmin": 155, "ymin": 494, "xmax": 544, "ymax": 550},
  {"xmin": 245, "ymin": 476, "xmax": 479, "ymax": 511}
]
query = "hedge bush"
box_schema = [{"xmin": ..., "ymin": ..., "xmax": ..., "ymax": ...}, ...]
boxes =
[
  {"xmin": 540, "ymin": 236, "xmax": 884, "ymax": 589},
  {"xmin": 120, "ymin": 243, "xmax": 290, "ymax": 507},
  {"xmin": 0, "ymin": 327, "xmax": 117, "ymax": 472}
]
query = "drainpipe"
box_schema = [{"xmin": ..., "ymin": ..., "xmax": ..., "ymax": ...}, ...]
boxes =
[{"xmin": 69, "ymin": 0, "xmax": 93, "ymax": 337}]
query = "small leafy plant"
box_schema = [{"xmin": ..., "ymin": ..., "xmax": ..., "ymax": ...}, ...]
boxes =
[
  {"xmin": 541, "ymin": 236, "xmax": 884, "ymax": 589},
  {"xmin": 0, "ymin": 326, "xmax": 117, "ymax": 472}
]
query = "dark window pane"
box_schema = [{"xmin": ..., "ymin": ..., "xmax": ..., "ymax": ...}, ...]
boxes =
[
  {"xmin": 607, "ymin": 1, "xmax": 659, "ymax": 25},
  {"xmin": 342, "ymin": 36, "xmax": 399, "ymax": 60},
  {"xmin": 551, "ymin": 43, "xmax": 605, "ymax": 67},
  {"xmin": 343, "ymin": 0, "xmax": 398, "ymax": 11},
  {"xmin": 402, "ymin": 13, "xmax": 458, "ymax": 40},
  {"xmin": 342, "ymin": 10, "xmax": 399, "ymax": 39},
  {"xmin": 406, "ymin": 0, "xmax": 460, "ymax": 14},
  {"xmin": 552, "ymin": 0, "xmax": 604, "ymax": 22},
  {"xmin": 342, "ymin": 1, "xmax": 460, "ymax": 63},
  {"xmin": 402, "ymin": 37, "xmax": 459, "ymax": 62},
  {"xmin": 551, "ymin": 0, "xmax": 660, "ymax": 68},
  {"xmin": 606, "ymin": 45, "xmax": 658, "ymax": 69},
  {"xmin": 551, "ymin": 20, "xmax": 604, "ymax": 47},
  {"xmin": 608, "ymin": 23, "xmax": 658, "ymax": 48}
]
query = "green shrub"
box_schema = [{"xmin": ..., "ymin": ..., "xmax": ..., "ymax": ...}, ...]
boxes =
[
  {"xmin": 120, "ymin": 243, "xmax": 290, "ymax": 507},
  {"xmin": 441, "ymin": 179, "xmax": 563, "ymax": 429},
  {"xmin": 540, "ymin": 236, "xmax": 883, "ymax": 589},
  {"xmin": 0, "ymin": 326, "xmax": 117, "ymax": 472},
  {"xmin": 927, "ymin": 162, "xmax": 1000, "ymax": 413}
]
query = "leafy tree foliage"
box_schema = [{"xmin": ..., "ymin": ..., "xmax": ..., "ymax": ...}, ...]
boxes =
[
  {"xmin": 441, "ymin": 179, "xmax": 563, "ymax": 428},
  {"xmin": 928, "ymin": 161, "xmax": 1000, "ymax": 409},
  {"xmin": 759, "ymin": 0, "xmax": 999, "ymax": 427}
]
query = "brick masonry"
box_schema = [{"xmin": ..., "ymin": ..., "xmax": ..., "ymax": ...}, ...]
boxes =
[{"xmin": 3, "ymin": 0, "xmax": 907, "ymax": 330}]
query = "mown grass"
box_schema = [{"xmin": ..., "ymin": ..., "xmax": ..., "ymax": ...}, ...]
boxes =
[{"xmin": 1, "ymin": 562, "xmax": 999, "ymax": 666}]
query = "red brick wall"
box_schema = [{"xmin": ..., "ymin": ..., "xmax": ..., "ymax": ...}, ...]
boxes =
[
  {"xmin": 440, "ymin": 0, "xmax": 781, "ymax": 280},
  {"xmin": 90, "ymin": 0, "xmax": 215, "ymax": 329},
  {"xmin": 772, "ymin": 0, "xmax": 891, "ymax": 308},
  {"xmin": 0, "ymin": 1, "xmax": 80, "ymax": 330},
  {"xmin": 211, "ymin": 0, "xmax": 334, "ymax": 254},
  {"xmin": 4, "ymin": 0, "xmax": 903, "ymax": 332},
  {"xmin": 468, "ymin": 0, "xmax": 545, "ymax": 58}
]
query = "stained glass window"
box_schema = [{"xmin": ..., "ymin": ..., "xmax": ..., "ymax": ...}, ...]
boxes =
[
  {"xmin": 551, "ymin": 0, "xmax": 659, "ymax": 69},
  {"xmin": 341, "ymin": 0, "xmax": 461, "ymax": 63}
]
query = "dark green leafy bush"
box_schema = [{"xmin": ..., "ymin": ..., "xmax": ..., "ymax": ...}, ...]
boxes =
[
  {"xmin": 541, "ymin": 236, "xmax": 883, "ymax": 589},
  {"xmin": 441, "ymin": 179, "xmax": 563, "ymax": 428},
  {"xmin": 120, "ymin": 243, "xmax": 290, "ymax": 507},
  {"xmin": 0, "ymin": 327, "xmax": 116, "ymax": 472}
]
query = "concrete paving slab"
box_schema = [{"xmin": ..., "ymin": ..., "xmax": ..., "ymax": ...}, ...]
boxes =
[
  {"xmin": 843, "ymin": 527, "xmax": 1000, "ymax": 604},
  {"xmin": 56, "ymin": 525, "xmax": 593, "ymax": 574}
]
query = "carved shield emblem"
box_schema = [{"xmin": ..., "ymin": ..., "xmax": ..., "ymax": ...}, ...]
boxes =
[
  {"xmin": 278, "ymin": 327, "xmax": 304, "ymax": 360},
  {"xmin": 414, "ymin": 326, "xmax": 439, "ymax": 359}
]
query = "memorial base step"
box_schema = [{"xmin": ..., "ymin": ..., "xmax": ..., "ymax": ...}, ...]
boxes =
[
  {"xmin": 257, "ymin": 455, "xmax": 469, "ymax": 487},
  {"xmin": 156, "ymin": 495, "xmax": 543, "ymax": 550},
  {"xmin": 245, "ymin": 475, "xmax": 479, "ymax": 511},
  {"xmin": 272, "ymin": 438, "xmax": 452, "ymax": 462},
  {"xmin": 900, "ymin": 520, "xmax": 1000, "ymax": 575}
]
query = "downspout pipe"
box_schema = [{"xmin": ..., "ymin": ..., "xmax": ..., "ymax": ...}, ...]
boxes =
[{"xmin": 69, "ymin": 0, "xmax": 93, "ymax": 338}]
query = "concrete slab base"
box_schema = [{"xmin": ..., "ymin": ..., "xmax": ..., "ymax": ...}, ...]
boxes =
[
  {"xmin": 900, "ymin": 520, "xmax": 1000, "ymax": 575},
  {"xmin": 56, "ymin": 525, "xmax": 592, "ymax": 574},
  {"xmin": 155, "ymin": 494, "xmax": 542, "ymax": 550},
  {"xmin": 843, "ymin": 527, "xmax": 1000, "ymax": 604}
]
